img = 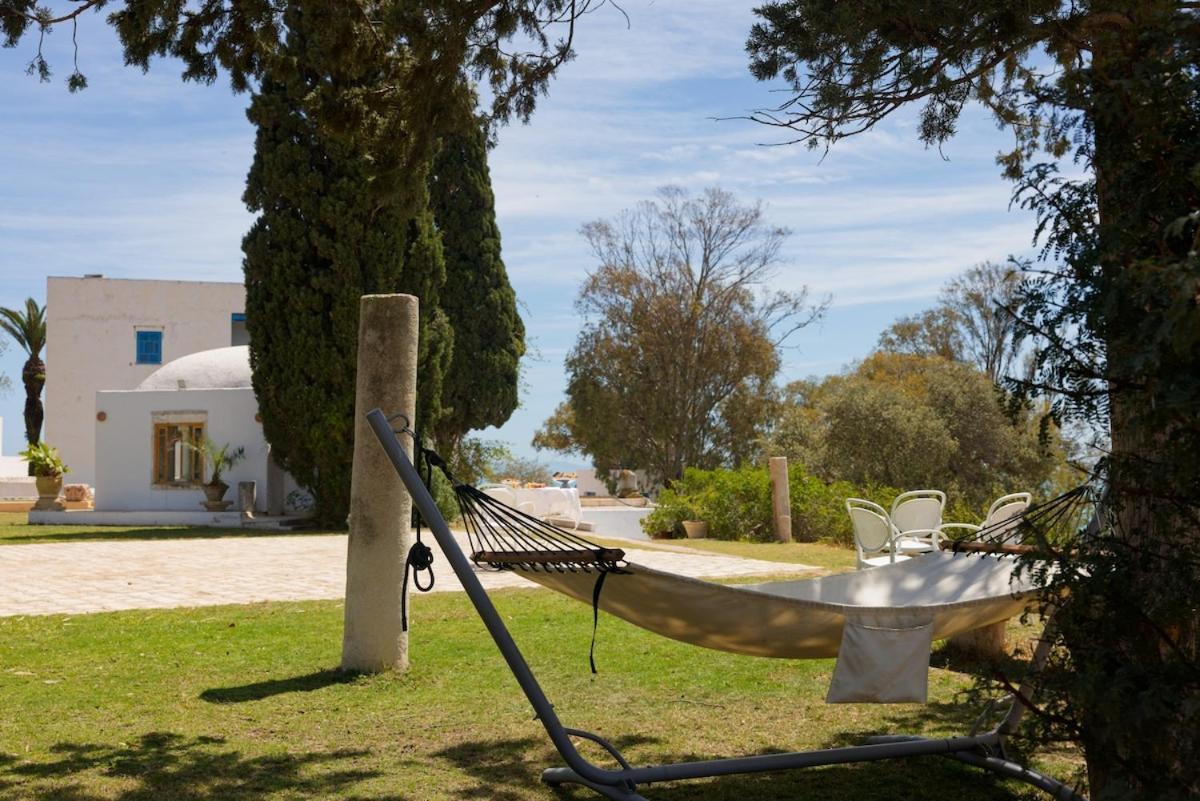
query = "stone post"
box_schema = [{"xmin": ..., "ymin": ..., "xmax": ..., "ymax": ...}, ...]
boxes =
[
  {"xmin": 341, "ymin": 294, "xmax": 419, "ymax": 673},
  {"xmin": 769, "ymin": 456, "xmax": 792, "ymax": 543},
  {"xmin": 238, "ymin": 481, "xmax": 257, "ymax": 521},
  {"xmin": 948, "ymin": 620, "xmax": 1008, "ymax": 659}
]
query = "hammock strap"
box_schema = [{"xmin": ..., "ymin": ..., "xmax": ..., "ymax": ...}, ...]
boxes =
[{"xmin": 589, "ymin": 569, "xmax": 610, "ymax": 675}]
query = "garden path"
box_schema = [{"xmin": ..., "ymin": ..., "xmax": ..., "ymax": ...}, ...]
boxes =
[{"xmin": 0, "ymin": 532, "xmax": 812, "ymax": 616}]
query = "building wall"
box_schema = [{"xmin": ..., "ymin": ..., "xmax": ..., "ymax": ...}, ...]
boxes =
[
  {"xmin": 93, "ymin": 387, "xmax": 300, "ymax": 512},
  {"xmin": 45, "ymin": 276, "xmax": 245, "ymax": 486}
]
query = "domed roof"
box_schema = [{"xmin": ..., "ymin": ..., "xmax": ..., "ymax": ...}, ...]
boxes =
[{"xmin": 137, "ymin": 346, "xmax": 252, "ymax": 391}]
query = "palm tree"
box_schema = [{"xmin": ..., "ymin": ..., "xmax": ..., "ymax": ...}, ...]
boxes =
[{"xmin": 0, "ymin": 298, "xmax": 47, "ymax": 458}]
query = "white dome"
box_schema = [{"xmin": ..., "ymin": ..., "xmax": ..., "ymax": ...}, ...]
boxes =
[{"xmin": 137, "ymin": 346, "xmax": 252, "ymax": 391}]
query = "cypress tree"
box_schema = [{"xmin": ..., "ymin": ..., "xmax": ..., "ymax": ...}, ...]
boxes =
[
  {"xmin": 242, "ymin": 3, "xmax": 450, "ymax": 525},
  {"xmin": 430, "ymin": 82, "xmax": 525, "ymax": 451}
]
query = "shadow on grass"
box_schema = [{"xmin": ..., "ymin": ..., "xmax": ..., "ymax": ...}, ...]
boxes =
[
  {"xmin": 0, "ymin": 527, "xmax": 342, "ymax": 546},
  {"xmin": 0, "ymin": 732, "xmax": 404, "ymax": 801},
  {"xmin": 200, "ymin": 669, "xmax": 355, "ymax": 703},
  {"xmin": 433, "ymin": 732, "xmax": 1042, "ymax": 801}
]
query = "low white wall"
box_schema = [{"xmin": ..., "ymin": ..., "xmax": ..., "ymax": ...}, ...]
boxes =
[
  {"xmin": 95, "ymin": 387, "xmax": 274, "ymax": 512},
  {"xmin": 0, "ymin": 477, "xmax": 36, "ymax": 499},
  {"xmin": 0, "ymin": 455, "xmax": 27, "ymax": 478}
]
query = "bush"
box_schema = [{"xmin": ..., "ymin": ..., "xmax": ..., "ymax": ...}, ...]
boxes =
[{"xmin": 641, "ymin": 463, "xmax": 902, "ymax": 547}]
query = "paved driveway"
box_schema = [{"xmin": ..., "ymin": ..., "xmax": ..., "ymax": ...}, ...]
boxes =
[{"xmin": 0, "ymin": 533, "xmax": 810, "ymax": 616}]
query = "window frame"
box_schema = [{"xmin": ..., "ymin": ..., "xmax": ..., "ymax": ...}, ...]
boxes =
[
  {"xmin": 151, "ymin": 418, "xmax": 206, "ymax": 487},
  {"xmin": 135, "ymin": 330, "xmax": 163, "ymax": 365}
]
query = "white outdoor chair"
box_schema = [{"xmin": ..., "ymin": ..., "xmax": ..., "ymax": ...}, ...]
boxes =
[
  {"xmin": 940, "ymin": 492, "xmax": 1032, "ymax": 544},
  {"xmin": 846, "ymin": 498, "xmax": 912, "ymax": 570},
  {"xmin": 889, "ymin": 489, "xmax": 946, "ymax": 555}
]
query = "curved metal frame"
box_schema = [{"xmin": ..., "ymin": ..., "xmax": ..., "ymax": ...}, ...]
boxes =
[{"xmin": 365, "ymin": 408, "xmax": 1084, "ymax": 801}]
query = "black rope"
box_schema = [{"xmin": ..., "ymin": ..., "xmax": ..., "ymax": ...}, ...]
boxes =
[
  {"xmin": 589, "ymin": 570, "xmax": 610, "ymax": 674},
  {"xmin": 401, "ymin": 539, "xmax": 434, "ymax": 631},
  {"xmin": 399, "ymin": 427, "xmax": 438, "ymax": 632}
]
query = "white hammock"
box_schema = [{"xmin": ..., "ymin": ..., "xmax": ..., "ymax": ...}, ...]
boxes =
[
  {"xmin": 520, "ymin": 550, "xmax": 1037, "ymax": 659},
  {"xmin": 519, "ymin": 551, "xmax": 1042, "ymax": 703}
]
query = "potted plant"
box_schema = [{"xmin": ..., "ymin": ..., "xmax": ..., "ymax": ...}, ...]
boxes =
[
  {"xmin": 19, "ymin": 442, "xmax": 69, "ymax": 511},
  {"xmin": 190, "ymin": 438, "xmax": 246, "ymax": 511}
]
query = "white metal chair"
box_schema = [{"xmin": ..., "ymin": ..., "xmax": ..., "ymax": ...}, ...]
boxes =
[
  {"xmin": 846, "ymin": 498, "xmax": 912, "ymax": 570},
  {"xmin": 889, "ymin": 489, "xmax": 945, "ymax": 555},
  {"xmin": 940, "ymin": 492, "xmax": 1032, "ymax": 544}
]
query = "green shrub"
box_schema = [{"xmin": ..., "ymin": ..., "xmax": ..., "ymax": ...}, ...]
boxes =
[
  {"xmin": 643, "ymin": 462, "xmax": 902, "ymax": 547},
  {"xmin": 640, "ymin": 486, "xmax": 694, "ymax": 538}
]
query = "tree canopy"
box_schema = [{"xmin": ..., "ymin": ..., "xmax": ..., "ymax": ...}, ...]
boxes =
[
  {"xmin": 878, "ymin": 261, "xmax": 1026, "ymax": 385},
  {"xmin": 241, "ymin": 3, "xmax": 452, "ymax": 524},
  {"xmin": 0, "ymin": 297, "xmax": 47, "ymax": 450},
  {"xmin": 748, "ymin": 2, "xmax": 1200, "ymax": 794},
  {"xmin": 429, "ymin": 81, "xmax": 525, "ymax": 453},
  {"xmin": 771, "ymin": 352, "xmax": 1065, "ymax": 512},
  {"xmin": 534, "ymin": 187, "xmax": 826, "ymax": 486}
]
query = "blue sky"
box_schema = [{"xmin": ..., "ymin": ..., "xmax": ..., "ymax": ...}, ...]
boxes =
[{"xmin": 0, "ymin": 1, "xmax": 1038, "ymax": 467}]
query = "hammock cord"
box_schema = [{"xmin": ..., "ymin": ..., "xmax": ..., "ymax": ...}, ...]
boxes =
[{"xmin": 941, "ymin": 483, "xmax": 1099, "ymax": 557}]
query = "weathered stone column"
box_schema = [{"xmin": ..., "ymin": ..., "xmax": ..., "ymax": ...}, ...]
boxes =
[
  {"xmin": 341, "ymin": 294, "xmax": 418, "ymax": 673},
  {"xmin": 948, "ymin": 620, "xmax": 1008, "ymax": 659},
  {"xmin": 769, "ymin": 456, "xmax": 792, "ymax": 543}
]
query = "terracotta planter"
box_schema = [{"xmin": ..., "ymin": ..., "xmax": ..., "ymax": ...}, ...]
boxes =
[
  {"xmin": 682, "ymin": 520, "xmax": 709, "ymax": 539},
  {"xmin": 202, "ymin": 480, "xmax": 232, "ymax": 512},
  {"xmin": 33, "ymin": 475, "xmax": 64, "ymax": 511}
]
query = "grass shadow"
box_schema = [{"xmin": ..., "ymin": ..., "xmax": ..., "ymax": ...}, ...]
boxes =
[
  {"xmin": 432, "ymin": 732, "xmax": 1041, "ymax": 801},
  {"xmin": 0, "ymin": 731, "xmax": 404, "ymax": 801},
  {"xmin": 200, "ymin": 669, "xmax": 356, "ymax": 703}
]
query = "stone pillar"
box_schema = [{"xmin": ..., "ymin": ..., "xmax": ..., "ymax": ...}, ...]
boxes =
[
  {"xmin": 341, "ymin": 294, "xmax": 419, "ymax": 673},
  {"xmin": 238, "ymin": 481, "xmax": 257, "ymax": 521},
  {"xmin": 948, "ymin": 620, "xmax": 1008, "ymax": 659},
  {"xmin": 769, "ymin": 456, "xmax": 792, "ymax": 543}
]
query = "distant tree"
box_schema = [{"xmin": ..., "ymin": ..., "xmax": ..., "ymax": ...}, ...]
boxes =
[
  {"xmin": 0, "ymin": 297, "xmax": 47, "ymax": 454},
  {"xmin": 747, "ymin": 3, "xmax": 1200, "ymax": 794},
  {"xmin": 430, "ymin": 81, "xmax": 525, "ymax": 453},
  {"xmin": 535, "ymin": 187, "xmax": 826, "ymax": 486},
  {"xmin": 492, "ymin": 453, "xmax": 552, "ymax": 486},
  {"xmin": 877, "ymin": 307, "xmax": 962, "ymax": 364},
  {"xmin": 772, "ymin": 353, "xmax": 1059, "ymax": 510},
  {"xmin": 241, "ymin": 4, "xmax": 450, "ymax": 525},
  {"xmin": 878, "ymin": 261, "xmax": 1024, "ymax": 385}
]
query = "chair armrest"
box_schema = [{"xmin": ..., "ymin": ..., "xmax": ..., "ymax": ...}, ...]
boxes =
[
  {"xmin": 896, "ymin": 527, "xmax": 941, "ymax": 541},
  {"xmin": 938, "ymin": 523, "xmax": 982, "ymax": 539}
]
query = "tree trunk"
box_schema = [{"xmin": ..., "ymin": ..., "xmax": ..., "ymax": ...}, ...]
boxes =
[
  {"xmin": 1076, "ymin": 11, "xmax": 1200, "ymax": 795},
  {"xmin": 21, "ymin": 356, "xmax": 44, "ymax": 475}
]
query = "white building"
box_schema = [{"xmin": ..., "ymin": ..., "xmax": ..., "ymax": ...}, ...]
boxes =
[
  {"xmin": 93, "ymin": 346, "xmax": 302, "ymax": 515},
  {"xmin": 44, "ymin": 275, "xmax": 247, "ymax": 486}
]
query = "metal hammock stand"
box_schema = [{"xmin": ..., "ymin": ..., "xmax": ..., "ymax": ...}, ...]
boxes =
[{"xmin": 366, "ymin": 408, "xmax": 1085, "ymax": 801}]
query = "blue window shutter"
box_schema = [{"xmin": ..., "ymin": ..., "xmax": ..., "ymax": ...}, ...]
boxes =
[{"xmin": 136, "ymin": 331, "xmax": 163, "ymax": 365}]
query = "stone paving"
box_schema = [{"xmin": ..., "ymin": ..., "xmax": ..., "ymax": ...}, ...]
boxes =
[{"xmin": 0, "ymin": 532, "xmax": 812, "ymax": 617}]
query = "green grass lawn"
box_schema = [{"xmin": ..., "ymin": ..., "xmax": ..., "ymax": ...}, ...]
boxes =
[
  {"xmin": 0, "ymin": 512, "xmax": 344, "ymax": 546},
  {"xmin": 0, "ymin": 590, "xmax": 1083, "ymax": 801}
]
